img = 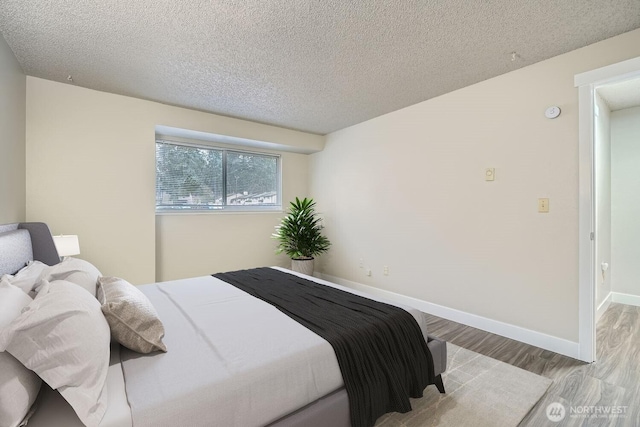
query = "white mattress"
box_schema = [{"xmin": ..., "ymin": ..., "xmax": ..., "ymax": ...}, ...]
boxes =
[{"xmin": 25, "ymin": 268, "xmax": 428, "ymax": 427}]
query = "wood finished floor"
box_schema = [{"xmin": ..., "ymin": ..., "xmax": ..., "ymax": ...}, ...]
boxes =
[{"xmin": 424, "ymin": 303, "xmax": 640, "ymax": 426}]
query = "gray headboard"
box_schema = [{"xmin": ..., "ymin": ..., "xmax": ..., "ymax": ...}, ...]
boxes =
[{"xmin": 0, "ymin": 222, "xmax": 60, "ymax": 276}]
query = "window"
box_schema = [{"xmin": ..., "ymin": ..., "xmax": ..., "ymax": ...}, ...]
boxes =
[{"xmin": 156, "ymin": 140, "xmax": 281, "ymax": 212}]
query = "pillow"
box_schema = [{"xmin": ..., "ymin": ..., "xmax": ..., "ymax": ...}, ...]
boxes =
[
  {"xmin": 1, "ymin": 260, "xmax": 49, "ymax": 294},
  {"xmin": 0, "ymin": 280, "xmax": 110, "ymax": 427},
  {"xmin": 0, "ymin": 354, "xmax": 41, "ymax": 427},
  {"xmin": 97, "ymin": 276, "xmax": 167, "ymax": 353},
  {"xmin": 0, "ymin": 279, "xmax": 42, "ymax": 427},
  {"xmin": 0, "ymin": 279, "xmax": 33, "ymax": 327},
  {"xmin": 40, "ymin": 257, "xmax": 102, "ymax": 297}
]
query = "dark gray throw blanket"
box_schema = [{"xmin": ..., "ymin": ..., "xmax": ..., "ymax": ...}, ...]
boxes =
[{"xmin": 213, "ymin": 268, "xmax": 436, "ymax": 427}]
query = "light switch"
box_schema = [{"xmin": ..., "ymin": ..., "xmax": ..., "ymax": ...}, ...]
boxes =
[
  {"xmin": 538, "ymin": 198, "xmax": 549, "ymax": 213},
  {"xmin": 485, "ymin": 168, "xmax": 495, "ymax": 181}
]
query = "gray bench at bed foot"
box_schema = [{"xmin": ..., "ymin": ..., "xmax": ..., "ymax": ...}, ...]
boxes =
[{"xmin": 427, "ymin": 334, "xmax": 447, "ymax": 393}]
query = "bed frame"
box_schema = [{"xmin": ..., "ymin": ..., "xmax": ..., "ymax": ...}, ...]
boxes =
[
  {"xmin": 0, "ymin": 222, "xmax": 447, "ymax": 427},
  {"xmin": 0, "ymin": 222, "xmax": 60, "ymax": 275}
]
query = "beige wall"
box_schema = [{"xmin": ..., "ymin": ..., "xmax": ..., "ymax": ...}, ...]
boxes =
[
  {"xmin": 26, "ymin": 77, "xmax": 322, "ymax": 284},
  {"xmin": 611, "ymin": 106, "xmax": 640, "ymax": 297},
  {"xmin": 0, "ymin": 33, "xmax": 26, "ymax": 223},
  {"xmin": 311, "ymin": 29, "xmax": 640, "ymax": 342}
]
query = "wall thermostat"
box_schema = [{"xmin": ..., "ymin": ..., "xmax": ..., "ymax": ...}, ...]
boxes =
[{"xmin": 545, "ymin": 106, "xmax": 561, "ymax": 119}]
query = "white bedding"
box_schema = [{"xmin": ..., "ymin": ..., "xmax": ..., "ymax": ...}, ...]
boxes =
[
  {"xmin": 27, "ymin": 343, "xmax": 132, "ymax": 427},
  {"xmin": 121, "ymin": 274, "xmax": 344, "ymax": 427},
  {"xmin": 25, "ymin": 268, "xmax": 428, "ymax": 427}
]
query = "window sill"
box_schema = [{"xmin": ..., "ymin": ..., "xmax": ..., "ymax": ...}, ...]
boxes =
[{"xmin": 155, "ymin": 208, "xmax": 283, "ymax": 216}]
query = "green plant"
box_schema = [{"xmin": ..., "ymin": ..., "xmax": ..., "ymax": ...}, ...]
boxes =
[{"xmin": 273, "ymin": 197, "xmax": 331, "ymax": 260}]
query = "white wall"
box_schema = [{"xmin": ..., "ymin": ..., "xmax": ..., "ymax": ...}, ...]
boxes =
[
  {"xmin": 594, "ymin": 93, "xmax": 612, "ymax": 311},
  {"xmin": 311, "ymin": 29, "xmax": 640, "ymax": 343},
  {"xmin": 0, "ymin": 33, "xmax": 26, "ymax": 223},
  {"xmin": 611, "ymin": 106, "xmax": 640, "ymax": 298},
  {"xmin": 26, "ymin": 77, "xmax": 322, "ymax": 284}
]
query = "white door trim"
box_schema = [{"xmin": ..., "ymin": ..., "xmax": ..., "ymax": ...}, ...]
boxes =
[
  {"xmin": 577, "ymin": 84, "xmax": 596, "ymax": 362},
  {"xmin": 575, "ymin": 55, "xmax": 640, "ymax": 363}
]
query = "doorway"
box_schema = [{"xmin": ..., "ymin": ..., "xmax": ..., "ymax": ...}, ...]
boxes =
[{"xmin": 576, "ymin": 56, "xmax": 640, "ymax": 363}]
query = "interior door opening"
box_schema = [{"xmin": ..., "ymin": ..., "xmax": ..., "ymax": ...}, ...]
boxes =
[{"xmin": 576, "ymin": 56, "xmax": 640, "ymax": 363}]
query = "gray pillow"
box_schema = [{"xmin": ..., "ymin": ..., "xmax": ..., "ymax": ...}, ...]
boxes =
[{"xmin": 97, "ymin": 277, "xmax": 167, "ymax": 353}]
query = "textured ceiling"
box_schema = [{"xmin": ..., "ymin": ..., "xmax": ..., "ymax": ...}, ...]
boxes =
[
  {"xmin": 1, "ymin": 1, "xmax": 639, "ymax": 135},
  {"xmin": 598, "ymin": 77, "xmax": 640, "ymax": 111}
]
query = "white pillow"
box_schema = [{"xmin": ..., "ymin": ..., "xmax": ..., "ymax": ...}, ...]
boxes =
[
  {"xmin": 0, "ymin": 279, "xmax": 42, "ymax": 427},
  {"xmin": 0, "ymin": 280, "xmax": 111, "ymax": 427},
  {"xmin": 1, "ymin": 261, "xmax": 49, "ymax": 294},
  {"xmin": 0, "ymin": 354, "xmax": 41, "ymax": 427},
  {"xmin": 40, "ymin": 257, "xmax": 102, "ymax": 297},
  {"xmin": 0, "ymin": 279, "xmax": 33, "ymax": 327}
]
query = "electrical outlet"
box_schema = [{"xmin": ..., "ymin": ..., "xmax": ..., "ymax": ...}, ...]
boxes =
[
  {"xmin": 359, "ymin": 258, "xmax": 363, "ymax": 268},
  {"xmin": 383, "ymin": 266, "xmax": 389, "ymax": 276},
  {"xmin": 538, "ymin": 198, "xmax": 549, "ymax": 213}
]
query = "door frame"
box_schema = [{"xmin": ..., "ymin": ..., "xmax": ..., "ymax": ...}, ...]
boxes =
[{"xmin": 575, "ymin": 56, "xmax": 640, "ymax": 362}]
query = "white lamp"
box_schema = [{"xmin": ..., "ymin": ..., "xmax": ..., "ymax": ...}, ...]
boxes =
[{"xmin": 53, "ymin": 235, "xmax": 81, "ymax": 258}]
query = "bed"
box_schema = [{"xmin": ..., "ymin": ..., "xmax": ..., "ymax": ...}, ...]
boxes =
[{"xmin": 0, "ymin": 222, "xmax": 447, "ymax": 427}]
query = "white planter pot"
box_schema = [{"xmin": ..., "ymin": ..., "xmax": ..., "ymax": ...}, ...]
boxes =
[{"xmin": 291, "ymin": 258, "xmax": 314, "ymax": 276}]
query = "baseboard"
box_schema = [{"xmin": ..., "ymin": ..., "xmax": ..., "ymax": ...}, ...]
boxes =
[
  {"xmin": 611, "ymin": 292, "xmax": 640, "ymax": 307},
  {"xmin": 596, "ymin": 292, "xmax": 613, "ymax": 323},
  {"xmin": 319, "ymin": 273, "xmax": 581, "ymax": 360}
]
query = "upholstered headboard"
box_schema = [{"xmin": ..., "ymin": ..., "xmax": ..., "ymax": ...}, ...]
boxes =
[{"xmin": 0, "ymin": 222, "xmax": 60, "ymax": 275}]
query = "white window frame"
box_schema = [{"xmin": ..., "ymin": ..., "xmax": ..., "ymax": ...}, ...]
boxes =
[{"xmin": 155, "ymin": 139, "xmax": 282, "ymax": 213}]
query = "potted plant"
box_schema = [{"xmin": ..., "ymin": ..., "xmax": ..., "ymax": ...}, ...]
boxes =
[{"xmin": 273, "ymin": 197, "xmax": 331, "ymax": 276}]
